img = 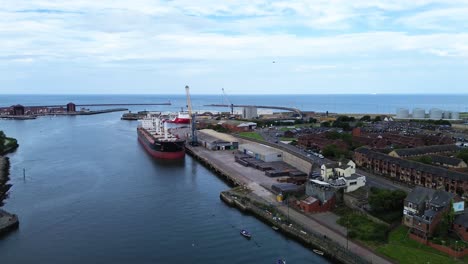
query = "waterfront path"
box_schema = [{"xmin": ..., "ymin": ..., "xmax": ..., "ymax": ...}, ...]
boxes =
[{"xmin": 188, "ymin": 145, "xmax": 393, "ymax": 264}]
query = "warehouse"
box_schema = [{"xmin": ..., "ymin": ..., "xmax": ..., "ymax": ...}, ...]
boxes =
[
  {"xmin": 239, "ymin": 143, "xmax": 283, "ymax": 162},
  {"xmin": 197, "ymin": 129, "xmax": 239, "ymax": 151}
]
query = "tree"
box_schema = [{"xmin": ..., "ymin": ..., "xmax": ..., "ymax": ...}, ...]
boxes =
[
  {"xmin": 0, "ymin": 131, "xmax": 5, "ymax": 153},
  {"xmin": 360, "ymin": 115, "xmax": 371, "ymax": 122},
  {"xmin": 369, "ymin": 188, "xmax": 406, "ymax": 213},
  {"xmin": 321, "ymin": 121, "xmax": 330, "ymax": 127},
  {"xmin": 322, "ymin": 144, "xmax": 338, "ymax": 158},
  {"xmin": 373, "ymin": 116, "xmax": 382, "ymax": 122},
  {"xmin": 308, "ymin": 118, "xmax": 317, "ymax": 124},
  {"xmin": 457, "ymin": 149, "xmax": 468, "ymax": 163}
]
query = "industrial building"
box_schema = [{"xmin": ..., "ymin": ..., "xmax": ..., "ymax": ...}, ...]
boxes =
[
  {"xmin": 12, "ymin": 105, "xmax": 25, "ymax": 116},
  {"xmin": 395, "ymin": 107, "xmax": 460, "ymax": 120},
  {"xmin": 67, "ymin": 102, "xmax": 76, "ymax": 112},
  {"xmin": 242, "ymin": 106, "xmax": 258, "ymax": 119},
  {"xmin": 197, "ymin": 129, "xmax": 239, "ymax": 151},
  {"xmin": 239, "ymin": 143, "xmax": 282, "ymax": 162}
]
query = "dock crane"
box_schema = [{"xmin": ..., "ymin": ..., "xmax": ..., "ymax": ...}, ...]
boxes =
[
  {"xmin": 185, "ymin": 85, "xmax": 198, "ymax": 146},
  {"xmin": 221, "ymin": 88, "xmax": 234, "ymax": 115}
]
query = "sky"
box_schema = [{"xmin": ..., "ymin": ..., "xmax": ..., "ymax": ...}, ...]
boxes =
[{"xmin": 1, "ymin": 0, "xmax": 468, "ymax": 94}]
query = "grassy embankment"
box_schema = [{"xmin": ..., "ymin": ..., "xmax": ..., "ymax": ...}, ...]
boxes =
[
  {"xmin": 238, "ymin": 132, "xmax": 264, "ymax": 141},
  {"xmin": 335, "ymin": 205, "xmax": 467, "ymax": 263},
  {"xmin": 377, "ymin": 226, "xmax": 467, "ymax": 264}
]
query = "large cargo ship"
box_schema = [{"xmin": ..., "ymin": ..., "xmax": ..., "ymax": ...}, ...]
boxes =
[{"xmin": 137, "ymin": 113, "xmax": 186, "ymax": 159}]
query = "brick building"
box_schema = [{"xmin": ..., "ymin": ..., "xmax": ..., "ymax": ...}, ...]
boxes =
[
  {"xmin": 403, "ymin": 187, "xmax": 455, "ymax": 241},
  {"xmin": 354, "ymin": 147, "xmax": 468, "ymax": 196},
  {"xmin": 389, "ymin": 144, "xmax": 459, "ymax": 158},
  {"xmin": 454, "ymin": 211, "xmax": 468, "ymax": 242}
]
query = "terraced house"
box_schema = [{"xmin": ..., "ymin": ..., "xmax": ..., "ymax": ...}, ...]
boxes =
[{"xmin": 354, "ymin": 147, "xmax": 468, "ymax": 196}]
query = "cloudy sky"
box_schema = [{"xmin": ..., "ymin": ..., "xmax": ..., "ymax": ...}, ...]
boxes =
[{"xmin": 1, "ymin": 0, "xmax": 468, "ymax": 94}]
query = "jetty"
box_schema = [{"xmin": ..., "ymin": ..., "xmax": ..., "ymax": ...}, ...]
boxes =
[
  {"xmin": 186, "ymin": 143, "xmax": 393, "ymax": 264},
  {"xmin": 0, "ymin": 209, "xmax": 19, "ymax": 235}
]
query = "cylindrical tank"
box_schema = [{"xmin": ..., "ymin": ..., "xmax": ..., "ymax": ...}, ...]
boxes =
[
  {"xmin": 452, "ymin": 112, "xmax": 460, "ymax": 120},
  {"xmin": 430, "ymin": 108, "xmax": 443, "ymax": 119},
  {"xmin": 396, "ymin": 108, "xmax": 409, "ymax": 119},
  {"xmin": 442, "ymin": 111, "xmax": 451, "ymax": 119},
  {"xmin": 412, "ymin": 108, "xmax": 426, "ymax": 119}
]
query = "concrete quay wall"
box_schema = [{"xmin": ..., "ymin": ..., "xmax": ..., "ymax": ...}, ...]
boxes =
[{"xmin": 220, "ymin": 191, "xmax": 370, "ymax": 264}]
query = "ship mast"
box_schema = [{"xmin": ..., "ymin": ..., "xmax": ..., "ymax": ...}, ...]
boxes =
[
  {"xmin": 185, "ymin": 85, "xmax": 193, "ymax": 117},
  {"xmin": 185, "ymin": 85, "xmax": 198, "ymax": 146}
]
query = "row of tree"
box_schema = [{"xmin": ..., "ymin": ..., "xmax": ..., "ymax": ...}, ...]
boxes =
[{"xmin": 0, "ymin": 131, "xmax": 18, "ymax": 155}]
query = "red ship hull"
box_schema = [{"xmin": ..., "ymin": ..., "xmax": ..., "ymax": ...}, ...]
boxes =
[
  {"xmin": 138, "ymin": 136, "xmax": 185, "ymax": 159},
  {"xmin": 137, "ymin": 127, "xmax": 185, "ymax": 160}
]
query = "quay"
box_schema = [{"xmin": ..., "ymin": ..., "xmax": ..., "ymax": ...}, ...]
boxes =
[
  {"xmin": 0, "ymin": 209, "xmax": 19, "ymax": 236},
  {"xmin": 185, "ymin": 144, "xmax": 393, "ymax": 264}
]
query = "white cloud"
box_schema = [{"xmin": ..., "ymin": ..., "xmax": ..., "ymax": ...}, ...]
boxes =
[{"xmin": 1, "ymin": 0, "xmax": 468, "ymax": 93}]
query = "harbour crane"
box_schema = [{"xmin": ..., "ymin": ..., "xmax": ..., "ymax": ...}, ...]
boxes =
[
  {"xmin": 221, "ymin": 88, "xmax": 234, "ymax": 115},
  {"xmin": 185, "ymin": 85, "xmax": 198, "ymax": 146}
]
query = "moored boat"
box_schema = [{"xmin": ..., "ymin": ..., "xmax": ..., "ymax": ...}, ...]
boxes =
[
  {"xmin": 313, "ymin": 249, "xmax": 324, "ymax": 256},
  {"xmin": 240, "ymin": 229, "xmax": 251, "ymax": 239}
]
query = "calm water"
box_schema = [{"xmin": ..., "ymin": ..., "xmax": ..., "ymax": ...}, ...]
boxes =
[
  {"xmin": 1, "ymin": 94, "xmax": 468, "ymax": 114},
  {"xmin": 0, "ymin": 109, "xmax": 328, "ymax": 263}
]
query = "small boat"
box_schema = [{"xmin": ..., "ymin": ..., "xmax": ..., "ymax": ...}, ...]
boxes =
[
  {"xmin": 277, "ymin": 259, "xmax": 286, "ymax": 264},
  {"xmin": 240, "ymin": 229, "xmax": 252, "ymax": 239},
  {"xmin": 272, "ymin": 226, "xmax": 279, "ymax": 231},
  {"xmin": 313, "ymin": 249, "xmax": 324, "ymax": 256}
]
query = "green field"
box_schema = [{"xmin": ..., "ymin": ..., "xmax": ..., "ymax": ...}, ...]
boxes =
[
  {"xmin": 279, "ymin": 137, "xmax": 296, "ymax": 141},
  {"xmin": 377, "ymin": 226, "xmax": 466, "ymax": 264},
  {"xmin": 238, "ymin": 132, "xmax": 264, "ymax": 141}
]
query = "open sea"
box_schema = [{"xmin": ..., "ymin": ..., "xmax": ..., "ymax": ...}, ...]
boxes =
[
  {"xmin": 1, "ymin": 94, "xmax": 468, "ymax": 114},
  {"xmin": 0, "ymin": 94, "xmax": 467, "ymax": 263}
]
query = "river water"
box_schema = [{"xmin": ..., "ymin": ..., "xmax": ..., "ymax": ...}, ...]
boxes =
[{"xmin": 0, "ymin": 108, "xmax": 328, "ymax": 263}]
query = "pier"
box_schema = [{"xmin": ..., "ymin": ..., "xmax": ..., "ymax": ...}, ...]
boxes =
[
  {"xmin": 0, "ymin": 210, "xmax": 19, "ymax": 236},
  {"xmin": 185, "ymin": 144, "xmax": 392, "ymax": 264}
]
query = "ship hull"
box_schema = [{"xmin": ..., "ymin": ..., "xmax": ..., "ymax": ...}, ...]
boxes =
[{"xmin": 137, "ymin": 128, "xmax": 185, "ymax": 160}]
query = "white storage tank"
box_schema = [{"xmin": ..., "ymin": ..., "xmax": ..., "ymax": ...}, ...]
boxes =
[
  {"xmin": 442, "ymin": 111, "xmax": 451, "ymax": 119},
  {"xmin": 396, "ymin": 108, "xmax": 409, "ymax": 119},
  {"xmin": 412, "ymin": 108, "xmax": 426, "ymax": 119},
  {"xmin": 452, "ymin": 112, "xmax": 460, "ymax": 120},
  {"xmin": 429, "ymin": 108, "xmax": 443, "ymax": 119}
]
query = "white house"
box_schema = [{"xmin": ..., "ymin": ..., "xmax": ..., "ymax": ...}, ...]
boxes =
[
  {"xmin": 342, "ymin": 174, "xmax": 366, "ymax": 193},
  {"xmin": 320, "ymin": 159, "xmax": 356, "ymax": 181}
]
